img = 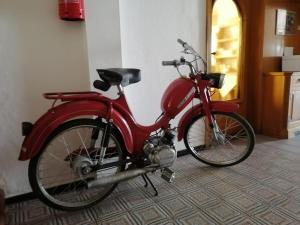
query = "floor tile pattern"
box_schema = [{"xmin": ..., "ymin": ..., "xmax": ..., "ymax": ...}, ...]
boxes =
[{"xmin": 5, "ymin": 135, "xmax": 300, "ymax": 224}]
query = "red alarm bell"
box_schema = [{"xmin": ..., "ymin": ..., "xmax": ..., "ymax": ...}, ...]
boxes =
[{"xmin": 59, "ymin": 0, "xmax": 85, "ymax": 21}]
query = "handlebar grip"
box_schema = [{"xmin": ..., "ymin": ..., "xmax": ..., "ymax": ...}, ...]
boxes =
[
  {"xmin": 177, "ymin": 38, "xmax": 186, "ymax": 46},
  {"xmin": 162, "ymin": 60, "xmax": 179, "ymax": 66}
]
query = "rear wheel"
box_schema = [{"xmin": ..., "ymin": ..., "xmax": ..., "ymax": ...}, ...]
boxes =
[
  {"xmin": 28, "ymin": 119, "xmax": 125, "ymax": 211},
  {"xmin": 183, "ymin": 112, "xmax": 255, "ymax": 167}
]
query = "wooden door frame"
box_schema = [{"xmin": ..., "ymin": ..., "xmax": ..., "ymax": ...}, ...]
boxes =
[
  {"xmin": 206, "ymin": 0, "xmax": 267, "ymax": 133},
  {"xmin": 206, "ymin": 0, "xmax": 247, "ymax": 115}
]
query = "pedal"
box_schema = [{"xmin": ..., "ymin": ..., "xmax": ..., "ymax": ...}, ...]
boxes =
[{"xmin": 161, "ymin": 168, "xmax": 175, "ymax": 183}]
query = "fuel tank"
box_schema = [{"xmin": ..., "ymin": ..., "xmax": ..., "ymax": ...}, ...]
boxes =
[{"xmin": 161, "ymin": 78, "xmax": 196, "ymax": 118}]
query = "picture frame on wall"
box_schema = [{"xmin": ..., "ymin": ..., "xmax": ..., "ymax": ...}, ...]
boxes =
[{"xmin": 276, "ymin": 9, "xmax": 296, "ymax": 35}]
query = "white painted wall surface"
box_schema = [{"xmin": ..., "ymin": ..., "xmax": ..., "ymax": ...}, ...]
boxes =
[
  {"xmin": 85, "ymin": 0, "xmax": 123, "ymax": 97},
  {"xmin": 0, "ymin": 0, "xmax": 90, "ymax": 197},
  {"xmin": 0, "ymin": 0, "xmax": 206, "ymax": 197},
  {"xmin": 119, "ymin": 0, "xmax": 206, "ymax": 149}
]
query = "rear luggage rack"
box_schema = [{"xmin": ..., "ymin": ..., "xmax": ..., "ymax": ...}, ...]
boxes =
[{"xmin": 44, "ymin": 91, "xmax": 102, "ymax": 102}]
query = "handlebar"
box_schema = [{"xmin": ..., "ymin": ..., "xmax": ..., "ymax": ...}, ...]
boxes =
[
  {"xmin": 162, "ymin": 57, "xmax": 196, "ymax": 76},
  {"xmin": 177, "ymin": 39, "xmax": 199, "ymax": 57},
  {"xmin": 162, "ymin": 60, "xmax": 180, "ymax": 67},
  {"xmin": 177, "ymin": 38, "xmax": 185, "ymax": 46},
  {"xmin": 162, "ymin": 39, "xmax": 208, "ymax": 76}
]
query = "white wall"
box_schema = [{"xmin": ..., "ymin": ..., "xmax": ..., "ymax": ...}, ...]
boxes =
[
  {"xmin": 85, "ymin": 0, "xmax": 123, "ymax": 97},
  {"xmin": 0, "ymin": 0, "xmax": 90, "ymax": 197},
  {"xmin": 0, "ymin": 0, "xmax": 207, "ymax": 197},
  {"xmin": 119, "ymin": 0, "xmax": 206, "ymax": 149}
]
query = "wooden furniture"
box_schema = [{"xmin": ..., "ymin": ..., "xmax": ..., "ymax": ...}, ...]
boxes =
[
  {"xmin": 206, "ymin": 0, "xmax": 267, "ymax": 127},
  {"xmin": 288, "ymin": 72, "xmax": 300, "ymax": 137},
  {"xmin": 208, "ymin": 0, "xmax": 242, "ymax": 102},
  {"xmin": 262, "ymin": 72, "xmax": 300, "ymax": 138},
  {"xmin": 0, "ymin": 188, "xmax": 4, "ymax": 225},
  {"xmin": 211, "ymin": 21, "xmax": 241, "ymax": 101}
]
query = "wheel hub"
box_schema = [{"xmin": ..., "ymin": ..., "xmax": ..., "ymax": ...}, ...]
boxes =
[{"xmin": 71, "ymin": 155, "xmax": 94, "ymax": 177}]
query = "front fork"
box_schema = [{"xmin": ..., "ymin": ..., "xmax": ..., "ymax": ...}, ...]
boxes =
[
  {"xmin": 201, "ymin": 88, "xmax": 225, "ymax": 144},
  {"xmin": 211, "ymin": 119, "xmax": 226, "ymax": 144}
]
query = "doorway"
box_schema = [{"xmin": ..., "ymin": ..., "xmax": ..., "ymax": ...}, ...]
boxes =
[{"xmin": 209, "ymin": 0, "xmax": 242, "ymax": 101}]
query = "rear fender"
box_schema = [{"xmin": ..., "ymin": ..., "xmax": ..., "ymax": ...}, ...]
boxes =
[
  {"xmin": 19, "ymin": 100, "xmax": 133, "ymax": 161},
  {"xmin": 177, "ymin": 101, "xmax": 239, "ymax": 141}
]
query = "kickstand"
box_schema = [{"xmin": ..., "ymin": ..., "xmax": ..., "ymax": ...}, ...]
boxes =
[
  {"xmin": 141, "ymin": 174, "xmax": 148, "ymax": 187},
  {"xmin": 142, "ymin": 174, "xmax": 158, "ymax": 196}
]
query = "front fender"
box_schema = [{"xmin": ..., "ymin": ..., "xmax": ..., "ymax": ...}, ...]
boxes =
[
  {"xmin": 19, "ymin": 100, "xmax": 134, "ymax": 161},
  {"xmin": 177, "ymin": 101, "xmax": 239, "ymax": 141}
]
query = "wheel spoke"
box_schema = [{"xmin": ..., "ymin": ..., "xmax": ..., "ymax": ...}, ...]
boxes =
[
  {"xmin": 185, "ymin": 113, "xmax": 254, "ymax": 166},
  {"xmin": 76, "ymin": 129, "xmax": 92, "ymax": 161},
  {"xmin": 45, "ymin": 151, "xmax": 66, "ymax": 164},
  {"xmin": 32, "ymin": 120, "xmax": 124, "ymax": 210},
  {"xmin": 59, "ymin": 135, "xmax": 74, "ymax": 164}
]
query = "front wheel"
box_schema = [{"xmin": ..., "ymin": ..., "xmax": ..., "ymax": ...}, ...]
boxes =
[{"xmin": 183, "ymin": 112, "xmax": 255, "ymax": 167}]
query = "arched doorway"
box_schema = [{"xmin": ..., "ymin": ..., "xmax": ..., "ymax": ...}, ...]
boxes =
[{"xmin": 210, "ymin": 0, "xmax": 242, "ymax": 101}]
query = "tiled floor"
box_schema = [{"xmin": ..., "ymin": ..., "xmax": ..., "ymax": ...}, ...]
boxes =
[{"xmin": 5, "ymin": 135, "xmax": 300, "ymax": 225}]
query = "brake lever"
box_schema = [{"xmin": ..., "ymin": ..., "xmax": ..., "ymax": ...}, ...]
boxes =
[{"xmin": 181, "ymin": 49, "xmax": 192, "ymax": 55}]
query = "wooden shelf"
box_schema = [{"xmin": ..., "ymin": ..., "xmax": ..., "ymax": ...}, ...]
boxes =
[
  {"xmin": 218, "ymin": 22, "xmax": 239, "ymax": 29},
  {"xmin": 225, "ymin": 72, "xmax": 238, "ymax": 76},
  {"xmin": 215, "ymin": 55, "xmax": 238, "ymax": 59},
  {"xmin": 217, "ymin": 38, "xmax": 238, "ymax": 43}
]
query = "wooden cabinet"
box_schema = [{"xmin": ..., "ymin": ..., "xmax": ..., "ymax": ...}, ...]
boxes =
[
  {"xmin": 288, "ymin": 73, "xmax": 300, "ymax": 137},
  {"xmin": 262, "ymin": 72, "xmax": 300, "ymax": 138},
  {"xmin": 291, "ymin": 91, "xmax": 300, "ymax": 121}
]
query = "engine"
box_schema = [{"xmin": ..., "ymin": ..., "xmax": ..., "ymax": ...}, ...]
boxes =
[{"xmin": 143, "ymin": 128, "xmax": 177, "ymax": 168}]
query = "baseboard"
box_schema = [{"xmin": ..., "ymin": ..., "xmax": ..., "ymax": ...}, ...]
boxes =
[
  {"xmin": 177, "ymin": 149, "xmax": 189, "ymax": 157},
  {"xmin": 5, "ymin": 192, "xmax": 36, "ymax": 205},
  {"xmin": 0, "ymin": 189, "xmax": 5, "ymax": 225},
  {"xmin": 5, "ymin": 149, "xmax": 190, "ymax": 204}
]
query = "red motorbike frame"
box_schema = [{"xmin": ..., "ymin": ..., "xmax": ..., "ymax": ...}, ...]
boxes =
[{"xmin": 19, "ymin": 75, "xmax": 238, "ymax": 161}]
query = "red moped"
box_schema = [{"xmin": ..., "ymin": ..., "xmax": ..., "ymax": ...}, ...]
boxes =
[{"xmin": 19, "ymin": 39, "xmax": 255, "ymax": 211}]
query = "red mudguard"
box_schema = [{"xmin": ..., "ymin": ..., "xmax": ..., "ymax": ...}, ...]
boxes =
[
  {"xmin": 177, "ymin": 101, "xmax": 239, "ymax": 141},
  {"xmin": 19, "ymin": 100, "xmax": 134, "ymax": 161}
]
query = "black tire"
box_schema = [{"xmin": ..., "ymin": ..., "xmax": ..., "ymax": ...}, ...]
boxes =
[
  {"xmin": 183, "ymin": 112, "xmax": 255, "ymax": 167},
  {"xmin": 28, "ymin": 118, "xmax": 125, "ymax": 211}
]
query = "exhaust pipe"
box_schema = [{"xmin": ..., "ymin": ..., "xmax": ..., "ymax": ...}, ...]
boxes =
[{"xmin": 88, "ymin": 167, "xmax": 156, "ymax": 188}]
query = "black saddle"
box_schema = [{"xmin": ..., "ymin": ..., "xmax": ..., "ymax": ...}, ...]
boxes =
[{"xmin": 96, "ymin": 68, "xmax": 141, "ymax": 88}]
